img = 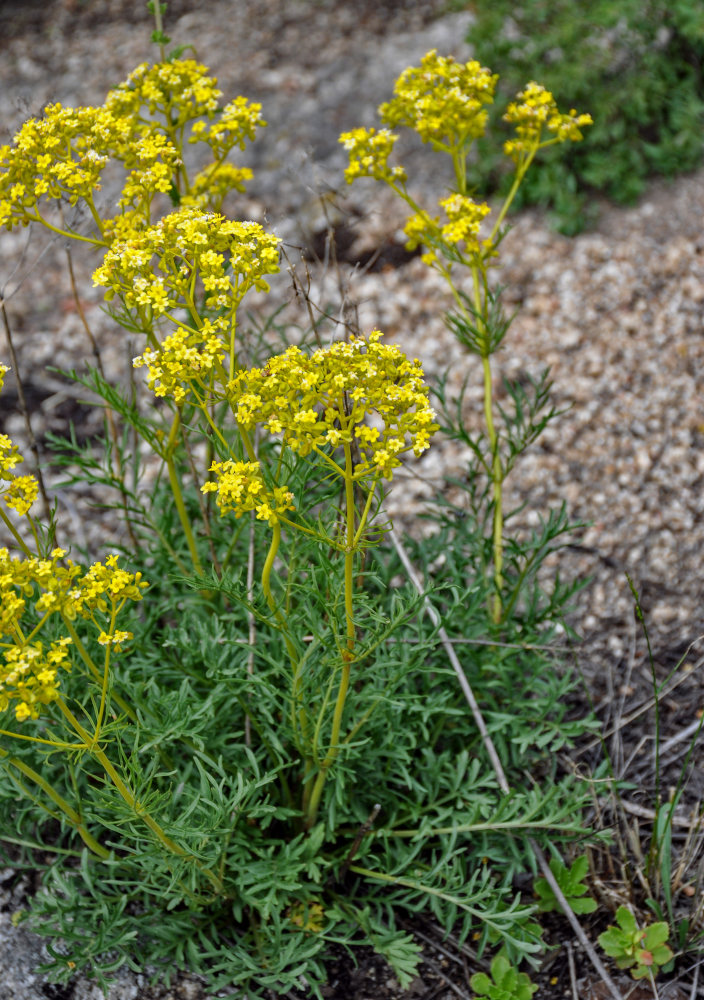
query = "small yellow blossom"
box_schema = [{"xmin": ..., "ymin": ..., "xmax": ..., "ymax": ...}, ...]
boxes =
[
  {"xmin": 0, "ymin": 636, "xmax": 71, "ymax": 722},
  {"xmin": 0, "ymin": 104, "xmax": 133, "ymax": 231},
  {"xmin": 0, "ymin": 542, "xmax": 145, "ymax": 724},
  {"xmin": 201, "ymin": 460, "xmax": 295, "ymax": 526},
  {"xmin": 439, "ymin": 194, "xmax": 491, "ymax": 250},
  {"xmin": 403, "ymin": 196, "xmax": 491, "ymax": 266},
  {"xmin": 77, "ymin": 555, "xmax": 148, "ymax": 616},
  {"xmin": 338, "ymin": 127, "xmax": 406, "ymax": 185},
  {"xmin": 117, "ymin": 132, "xmax": 182, "ymax": 211},
  {"xmin": 105, "ymin": 59, "xmax": 223, "ymax": 126},
  {"xmin": 3, "ymin": 476, "xmax": 39, "ymax": 517},
  {"xmin": 181, "ymin": 162, "xmax": 254, "ymax": 211},
  {"xmin": 97, "ymin": 630, "xmax": 133, "ymax": 651},
  {"xmin": 188, "ymin": 95, "xmax": 266, "ymax": 158},
  {"xmin": 133, "ymin": 319, "xmax": 227, "ymax": 403},
  {"xmin": 0, "ymin": 429, "xmax": 38, "ymax": 518},
  {"xmin": 288, "ymin": 900, "xmax": 325, "ymax": 933}
]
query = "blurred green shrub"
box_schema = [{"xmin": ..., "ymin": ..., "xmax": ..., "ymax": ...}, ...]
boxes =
[{"xmin": 466, "ymin": 0, "xmax": 704, "ymax": 232}]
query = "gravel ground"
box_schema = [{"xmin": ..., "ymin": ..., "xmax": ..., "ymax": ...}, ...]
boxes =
[{"xmin": 1, "ymin": 1, "xmax": 703, "ymax": 997}]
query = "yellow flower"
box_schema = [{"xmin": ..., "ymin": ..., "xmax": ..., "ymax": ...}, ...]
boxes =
[
  {"xmin": 503, "ymin": 82, "xmax": 592, "ymax": 163},
  {"xmin": 77, "ymin": 555, "xmax": 148, "ymax": 615},
  {"xmin": 226, "ymin": 330, "xmax": 438, "ymax": 480},
  {"xmin": 132, "ymin": 320, "xmax": 227, "ymax": 403},
  {"xmin": 201, "ymin": 460, "xmax": 294, "ymax": 525},
  {"xmin": 181, "ymin": 163, "xmax": 254, "ymax": 211},
  {"xmin": 95, "ymin": 207, "xmax": 281, "ymax": 316},
  {"xmin": 0, "ymin": 104, "xmax": 132, "ymax": 231},
  {"xmin": 338, "ymin": 127, "xmax": 406, "ymax": 185},
  {"xmin": 189, "ymin": 95, "xmax": 267, "ymax": 158},
  {"xmin": 0, "ymin": 544, "xmax": 145, "ymax": 723},
  {"xmin": 378, "ymin": 49, "xmax": 498, "ymax": 149},
  {"xmin": 0, "ymin": 638, "xmax": 71, "ymax": 722},
  {"xmin": 0, "ymin": 428, "xmax": 38, "ymax": 518},
  {"xmin": 105, "ymin": 59, "xmax": 223, "ymax": 126},
  {"xmin": 97, "ymin": 630, "xmax": 133, "ymax": 652}
]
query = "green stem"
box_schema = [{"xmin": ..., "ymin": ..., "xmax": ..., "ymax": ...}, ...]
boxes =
[
  {"xmin": 55, "ymin": 698, "xmax": 224, "ymax": 892},
  {"xmin": 262, "ymin": 523, "xmax": 309, "ymax": 749},
  {"xmin": 0, "ymin": 507, "xmax": 32, "ymax": 556},
  {"xmin": 92, "ymin": 604, "xmax": 117, "ymax": 745},
  {"xmin": 304, "ymin": 443, "xmax": 357, "ymax": 829},
  {"xmin": 152, "ymin": 0, "xmax": 166, "ymax": 61},
  {"xmin": 0, "ymin": 748, "xmax": 108, "ymax": 858},
  {"xmin": 467, "ymin": 259, "xmax": 504, "ymax": 623},
  {"xmin": 164, "ymin": 409, "xmax": 204, "ymax": 577},
  {"xmin": 31, "ymin": 211, "xmax": 105, "ymax": 247},
  {"xmin": 481, "ymin": 351, "xmax": 503, "ymax": 623},
  {"xmin": 488, "ymin": 148, "xmax": 537, "ymax": 243},
  {"xmin": 62, "ymin": 618, "xmax": 137, "ymax": 725}
]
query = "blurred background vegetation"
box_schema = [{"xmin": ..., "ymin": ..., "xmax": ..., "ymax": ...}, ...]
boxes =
[{"xmin": 463, "ymin": 0, "xmax": 704, "ymax": 232}]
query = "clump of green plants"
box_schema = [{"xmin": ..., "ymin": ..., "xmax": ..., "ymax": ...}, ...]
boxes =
[
  {"xmin": 465, "ymin": 0, "xmax": 704, "ymax": 232},
  {"xmin": 470, "ymin": 953, "xmax": 537, "ymax": 999},
  {"xmin": 0, "ymin": 6, "xmax": 601, "ymax": 996},
  {"xmin": 598, "ymin": 906, "xmax": 674, "ymax": 981},
  {"xmin": 533, "ymin": 855, "xmax": 597, "ymax": 914}
]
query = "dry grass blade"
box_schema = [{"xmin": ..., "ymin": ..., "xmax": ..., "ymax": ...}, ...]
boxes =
[{"xmin": 578, "ymin": 643, "xmax": 704, "ymax": 755}]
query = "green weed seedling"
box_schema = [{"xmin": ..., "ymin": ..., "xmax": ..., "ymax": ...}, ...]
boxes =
[
  {"xmin": 470, "ymin": 953, "xmax": 537, "ymax": 1000},
  {"xmin": 533, "ymin": 855, "xmax": 597, "ymax": 914},
  {"xmin": 598, "ymin": 906, "xmax": 674, "ymax": 980}
]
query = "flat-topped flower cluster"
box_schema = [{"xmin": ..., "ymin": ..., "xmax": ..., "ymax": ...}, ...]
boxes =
[{"xmin": 223, "ymin": 330, "xmax": 438, "ymax": 480}]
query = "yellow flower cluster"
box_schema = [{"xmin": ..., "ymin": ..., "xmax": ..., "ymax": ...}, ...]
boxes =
[
  {"xmin": 201, "ymin": 460, "xmax": 295, "ymax": 526},
  {"xmin": 97, "ymin": 630, "xmax": 132, "ymax": 651},
  {"xmin": 103, "ymin": 62, "xmax": 264, "ymax": 211},
  {"xmin": 0, "ymin": 370, "xmax": 38, "ymax": 518},
  {"xmin": 93, "ymin": 206, "xmax": 281, "ymax": 314},
  {"xmin": 0, "ymin": 57, "xmax": 266, "ymax": 238},
  {"xmin": 77, "ymin": 553, "xmax": 148, "ymax": 615},
  {"xmin": 0, "ymin": 104, "xmax": 131, "ymax": 230},
  {"xmin": 104, "ymin": 59, "xmax": 223, "ymax": 126},
  {"xmin": 0, "ymin": 636, "xmax": 72, "ymax": 722},
  {"xmin": 189, "ymin": 95, "xmax": 266, "ymax": 158},
  {"xmin": 0, "ymin": 549, "xmax": 146, "ymax": 722},
  {"xmin": 181, "ymin": 163, "xmax": 254, "ymax": 211},
  {"xmin": 133, "ymin": 318, "xmax": 227, "ymax": 403},
  {"xmin": 404, "ymin": 195, "xmax": 491, "ymax": 265},
  {"xmin": 378, "ymin": 49, "xmax": 498, "ymax": 148},
  {"xmin": 338, "ymin": 128, "xmax": 407, "ymax": 185},
  {"xmin": 503, "ymin": 82, "xmax": 593, "ymax": 163},
  {"xmin": 226, "ymin": 331, "xmax": 438, "ymax": 480},
  {"xmin": 117, "ymin": 132, "xmax": 182, "ymax": 213}
]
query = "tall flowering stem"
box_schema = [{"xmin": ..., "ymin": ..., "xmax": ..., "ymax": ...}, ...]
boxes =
[
  {"xmin": 340, "ymin": 51, "xmax": 591, "ymax": 623},
  {"xmin": 303, "ymin": 438, "xmax": 357, "ymax": 830},
  {"xmin": 202, "ymin": 331, "xmax": 437, "ymax": 824}
]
